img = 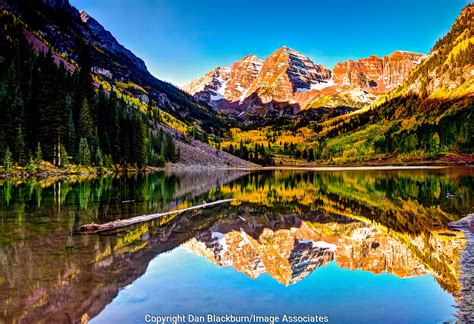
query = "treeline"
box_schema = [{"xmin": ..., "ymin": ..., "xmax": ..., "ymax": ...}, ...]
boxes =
[
  {"xmin": 279, "ymin": 142, "xmax": 321, "ymax": 161},
  {"xmin": 0, "ymin": 15, "xmax": 179, "ymax": 170},
  {"xmin": 309, "ymin": 94, "xmax": 473, "ymax": 158},
  {"xmin": 373, "ymin": 110, "xmax": 473, "ymax": 155},
  {"xmin": 225, "ymin": 141, "xmax": 274, "ymax": 166}
]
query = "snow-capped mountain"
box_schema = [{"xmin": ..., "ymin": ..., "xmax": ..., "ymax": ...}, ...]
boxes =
[
  {"xmin": 181, "ymin": 54, "xmax": 263, "ymax": 110},
  {"xmin": 183, "ymin": 47, "xmax": 426, "ymax": 117},
  {"xmin": 242, "ymin": 46, "xmax": 332, "ymax": 104},
  {"xmin": 181, "ymin": 66, "xmax": 231, "ymax": 108},
  {"xmin": 182, "ymin": 46, "xmax": 332, "ymax": 115}
]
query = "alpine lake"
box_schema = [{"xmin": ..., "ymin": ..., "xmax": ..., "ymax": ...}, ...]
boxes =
[{"xmin": 0, "ymin": 167, "xmax": 473, "ymax": 323}]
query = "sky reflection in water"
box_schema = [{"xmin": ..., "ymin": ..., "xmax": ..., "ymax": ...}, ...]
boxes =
[{"xmin": 0, "ymin": 168, "xmax": 472, "ymax": 323}]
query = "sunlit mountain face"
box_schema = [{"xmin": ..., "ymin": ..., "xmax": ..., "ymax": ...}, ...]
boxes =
[{"xmin": 0, "ymin": 168, "xmax": 472, "ymax": 322}]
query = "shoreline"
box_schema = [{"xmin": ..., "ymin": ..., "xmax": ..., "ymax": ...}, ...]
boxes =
[
  {"xmin": 222, "ymin": 165, "xmax": 456, "ymax": 171},
  {"xmin": 448, "ymin": 214, "xmax": 474, "ymax": 323},
  {"xmin": 0, "ymin": 161, "xmax": 474, "ymax": 180},
  {"xmin": 0, "ymin": 164, "xmax": 471, "ymax": 181}
]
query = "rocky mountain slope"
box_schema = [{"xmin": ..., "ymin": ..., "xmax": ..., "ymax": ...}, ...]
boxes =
[
  {"xmin": 1, "ymin": 0, "xmax": 257, "ymax": 168},
  {"xmin": 183, "ymin": 47, "xmax": 425, "ymax": 117},
  {"xmin": 1, "ymin": 0, "xmax": 223, "ymax": 133},
  {"xmin": 182, "ymin": 54, "xmax": 264, "ymax": 110},
  {"xmin": 214, "ymin": 5, "xmax": 472, "ymax": 164},
  {"xmin": 399, "ymin": 4, "xmax": 473, "ymax": 98},
  {"xmin": 332, "ymin": 51, "xmax": 426, "ymax": 92},
  {"xmin": 299, "ymin": 4, "xmax": 473, "ymax": 163}
]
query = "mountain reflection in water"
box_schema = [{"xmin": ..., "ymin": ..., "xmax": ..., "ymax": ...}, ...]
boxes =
[{"xmin": 0, "ymin": 168, "xmax": 472, "ymax": 323}]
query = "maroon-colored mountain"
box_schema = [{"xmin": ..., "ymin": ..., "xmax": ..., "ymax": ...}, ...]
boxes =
[
  {"xmin": 183, "ymin": 48, "xmax": 426, "ymax": 116},
  {"xmin": 332, "ymin": 51, "xmax": 426, "ymax": 92}
]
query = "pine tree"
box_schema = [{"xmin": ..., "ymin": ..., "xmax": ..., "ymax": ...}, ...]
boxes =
[
  {"xmin": 200, "ymin": 131, "xmax": 209, "ymax": 144},
  {"xmin": 104, "ymin": 154, "xmax": 113, "ymax": 168},
  {"xmin": 60, "ymin": 145, "xmax": 70, "ymax": 166},
  {"xmin": 35, "ymin": 142, "xmax": 43, "ymax": 162},
  {"xmin": 79, "ymin": 99, "xmax": 94, "ymax": 142},
  {"xmin": 95, "ymin": 144, "xmax": 104, "ymax": 169},
  {"xmin": 76, "ymin": 46, "xmax": 95, "ymax": 105},
  {"xmin": 135, "ymin": 117, "xmax": 148, "ymax": 168},
  {"xmin": 76, "ymin": 138, "xmax": 91, "ymax": 166},
  {"xmin": 3, "ymin": 146, "xmax": 12, "ymax": 173},
  {"xmin": 156, "ymin": 128, "xmax": 164, "ymax": 153},
  {"xmin": 66, "ymin": 106, "xmax": 77, "ymax": 158},
  {"xmin": 9, "ymin": 94, "xmax": 24, "ymax": 160},
  {"xmin": 432, "ymin": 132, "xmax": 441, "ymax": 152},
  {"xmin": 14, "ymin": 125, "xmax": 25, "ymax": 165},
  {"xmin": 163, "ymin": 133, "xmax": 175, "ymax": 162},
  {"xmin": 308, "ymin": 148, "xmax": 314, "ymax": 161},
  {"xmin": 302, "ymin": 149, "xmax": 308, "ymax": 160},
  {"xmin": 26, "ymin": 156, "xmax": 36, "ymax": 174},
  {"xmin": 406, "ymin": 133, "xmax": 419, "ymax": 152},
  {"xmin": 107, "ymin": 92, "xmax": 121, "ymax": 162}
]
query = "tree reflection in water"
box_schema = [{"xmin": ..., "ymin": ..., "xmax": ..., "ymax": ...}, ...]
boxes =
[{"xmin": 0, "ymin": 168, "xmax": 472, "ymax": 322}]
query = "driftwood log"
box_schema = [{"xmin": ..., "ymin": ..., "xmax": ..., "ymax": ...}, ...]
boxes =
[{"xmin": 76, "ymin": 198, "xmax": 234, "ymax": 234}]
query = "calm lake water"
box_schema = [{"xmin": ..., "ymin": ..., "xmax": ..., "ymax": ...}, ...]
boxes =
[{"xmin": 0, "ymin": 168, "xmax": 473, "ymax": 323}]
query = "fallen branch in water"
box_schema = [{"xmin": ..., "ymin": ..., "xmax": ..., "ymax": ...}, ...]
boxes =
[{"xmin": 76, "ymin": 198, "xmax": 234, "ymax": 234}]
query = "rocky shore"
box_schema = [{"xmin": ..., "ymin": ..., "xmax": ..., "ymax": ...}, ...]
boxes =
[{"xmin": 449, "ymin": 214, "xmax": 474, "ymax": 323}]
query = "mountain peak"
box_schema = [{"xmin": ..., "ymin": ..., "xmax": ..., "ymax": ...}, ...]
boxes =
[
  {"xmin": 275, "ymin": 45, "xmax": 304, "ymax": 57},
  {"xmin": 279, "ymin": 45, "xmax": 297, "ymax": 51},
  {"xmin": 248, "ymin": 45, "xmax": 331, "ymax": 96},
  {"xmin": 238, "ymin": 54, "xmax": 263, "ymax": 65},
  {"xmin": 183, "ymin": 45, "xmax": 428, "ymax": 116},
  {"xmin": 79, "ymin": 10, "xmax": 90, "ymax": 23}
]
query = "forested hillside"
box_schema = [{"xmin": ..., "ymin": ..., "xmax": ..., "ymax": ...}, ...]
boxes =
[
  {"xmin": 1, "ymin": 0, "xmax": 223, "ymax": 132},
  {"xmin": 316, "ymin": 4, "xmax": 473, "ymax": 160},
  {"xmin": 0, "ymin": 1, "xmax": 252, "ymax": 173},
  {"xmin": 0, "ymin": 14, "xmax": 179, "ymax": 169}
]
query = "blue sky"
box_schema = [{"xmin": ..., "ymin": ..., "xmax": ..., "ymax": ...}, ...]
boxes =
[{"xmin": 70, "ymin": 0, "xmax": 470, "ymax": 86}]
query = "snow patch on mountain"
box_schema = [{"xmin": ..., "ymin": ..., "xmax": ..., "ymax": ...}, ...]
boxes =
[
  {"xmin": 296, "ymin": 79, "xmax": 335, "ymax": 92},
  {"xmin": 210, "ymin": 74, "xmax": 228, "ymax": 101},
  {"xmin": 311, "ymin": 79, "xmax": 335, "ymax": 90}
]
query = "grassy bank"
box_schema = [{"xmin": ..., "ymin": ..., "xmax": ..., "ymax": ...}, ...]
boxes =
[
  {"xmin": 1, "ymin": 152, "xmax": 472, "ymax": 179},
  {"xmin": 0, "ymin": 161, "xmax": 161, "ymax": 179},
  {"xmin": 273, "ymin": 152, "xmax": 474, "ymax": 167}
]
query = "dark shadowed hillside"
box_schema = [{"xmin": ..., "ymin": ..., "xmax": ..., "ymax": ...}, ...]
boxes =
[{"xmin": 0, "ymin": 0, "xmax": 253, "ymax": 170}]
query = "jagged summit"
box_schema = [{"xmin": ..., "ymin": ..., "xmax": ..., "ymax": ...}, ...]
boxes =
[
  {"xmin": 182, "ymin": 46, "xmax": 333, "ymax": 115},
  {"xmin": 183, "ymin": 46, "xmax": 425, "ymax": 116},
  {"xmin": 332, "ymin": 51, "xmax": 426, "ymax": 93},
  {"xmin": 243, "ymin": 46, "xmax": 331, "ymax": 103}
]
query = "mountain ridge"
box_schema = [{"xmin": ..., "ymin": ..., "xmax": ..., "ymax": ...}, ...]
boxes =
[
  {"xmin": 1, "ymin": 0, "xmax": 226, "ymax": 133},
  {"xmin": 183, "ymin": 46, "xmax": 426, "ymax": 117},
  {"xmin": 0, "ymin": 0, "xmax": 254, "ymax": 169}
]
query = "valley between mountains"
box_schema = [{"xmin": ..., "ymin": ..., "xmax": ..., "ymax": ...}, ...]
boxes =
[{"xmin": 0, "ymin": 0, "xmax": 473, "ymax": 175}]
